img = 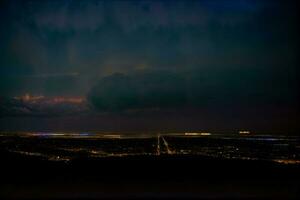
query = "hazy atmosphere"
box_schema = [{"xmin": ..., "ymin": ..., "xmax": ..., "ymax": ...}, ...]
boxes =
[
  {"xmin": 1, "ymin": 2, "xmax": 300, "ymax": 200},
  {"xmin": 0, "ymin": 0, "xmax": 299, "ymax": 133}
]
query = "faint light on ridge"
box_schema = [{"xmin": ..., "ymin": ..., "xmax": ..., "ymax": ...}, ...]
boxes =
[
  {"xmin": 239, "ymin": 130, "xmax": 251, "ymax": 135},
  {"xmin": 185, "ymin": 132, "xmax": 211, "ymax": 136},
  {"xmin": 103, "ymin": 135, "xmax": 121, "ymax": 139}
]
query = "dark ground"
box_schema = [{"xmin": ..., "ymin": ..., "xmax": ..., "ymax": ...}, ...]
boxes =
[{"xmin": 0, "ymin": 149, "xmax": 299, "ymax": 200}]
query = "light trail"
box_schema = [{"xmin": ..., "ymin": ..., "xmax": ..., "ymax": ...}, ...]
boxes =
[{"xmin": 161, "ymin": 136, "xmax": 173, "ymax": 154}]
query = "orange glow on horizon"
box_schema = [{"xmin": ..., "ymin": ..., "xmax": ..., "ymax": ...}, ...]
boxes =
[{"xmin": 14, "ymin": 94, "xmax": 85, "ymax": 104}]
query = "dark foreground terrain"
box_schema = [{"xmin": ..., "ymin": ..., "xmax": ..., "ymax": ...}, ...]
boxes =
[{"xmin": 1, "ymin": 150, "xmax": 299, "ymax": 200}]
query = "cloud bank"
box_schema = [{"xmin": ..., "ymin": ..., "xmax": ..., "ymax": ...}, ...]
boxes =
[{"xmin": 88, "ymin": 69, "xmax": 299, "ymax": 112}]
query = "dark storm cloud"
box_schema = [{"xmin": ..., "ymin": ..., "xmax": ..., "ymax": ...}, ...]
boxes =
[
  {"xmin": 0, "ymin": 0, "xmax": 299, "ymax": 134},
  {"xmin": 1, "ymin": 0, "xmax": 298, "ymax": 97},
  {"xmin": 88, "ymin": 71, "xmax": 186, "ymax": 111},
  {"xmin": 88, "ymin": 68, "xmax": 299, "ymax": 112}
]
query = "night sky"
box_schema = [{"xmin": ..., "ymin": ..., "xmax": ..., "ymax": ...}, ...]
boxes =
[{"xmin": 0, "ymin": 0, "xmax": 299, "ymax": 133}]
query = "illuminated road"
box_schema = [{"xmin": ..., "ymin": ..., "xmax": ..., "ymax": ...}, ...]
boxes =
[
  {"xmin": 162, "ymin": 136, "xmax": 173, "ymax": 154},
  {"xmin": 156, "ymin": 135, "xmax": 173, "ymax": 155}
]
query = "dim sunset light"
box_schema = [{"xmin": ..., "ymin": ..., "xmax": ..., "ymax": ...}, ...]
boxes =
[{"xmin": 14, "ymin": 94, "xmax": 85, "ymax": 104}]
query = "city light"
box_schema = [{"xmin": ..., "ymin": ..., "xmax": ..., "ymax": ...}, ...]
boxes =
[
  {"xmin": 239, "ymin": 131, "xmax": 251, "ymax": 135},
  {"xmin": 185, "ymin": 132, "xmax": 211, "ymax": 136}
]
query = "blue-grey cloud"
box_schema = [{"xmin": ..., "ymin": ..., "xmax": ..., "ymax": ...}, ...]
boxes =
[
  {"xmin": 88, "ymin": 68, "xmax": 299, "ymax": 112},
  {"xmin": 88, "ymin": 71, "xmax": 186, "ymax": 111},
  {"xmin": 24, "ymin": 0, "xmax": 264, "ymax": 32},
  {"xmin": 0, "ymin": 0, "xmax": 299, "ymax": 98}
]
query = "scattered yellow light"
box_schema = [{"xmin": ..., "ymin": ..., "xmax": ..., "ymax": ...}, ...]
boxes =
[
  {"xmin": 239, "ymin": 131, "xmax": 251, "ymax": 135},
  {"xmin": 103, "ymin": 135, "xmax": 121, "ymax": 139},
  {"xmin": 200, "ymin": 133, "xmax": 211, "ymax": 136},
  {"xmin": 185, "ymin": 132, "xmax": 211, "ymax": 136},
  {"xmin": 273, "ymin": 159, "xmax": 300, "ymax": 165}
]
